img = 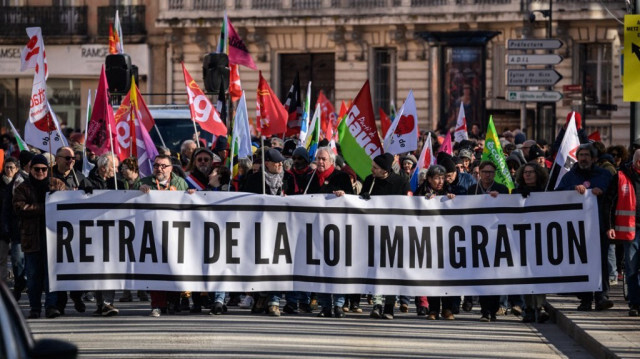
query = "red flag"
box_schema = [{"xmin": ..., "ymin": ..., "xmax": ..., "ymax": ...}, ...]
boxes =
[
  {"xmin": 257, "ymin": 71, "xmax": 287, "ymax": 136},
  {"xmin": 588, "ymin": 130, "xmax": 601, "ymax": 142},
  {"xmin": 344, "ymin": 80, "xmax": 382, "ymax": 157},
  {"xmin": 114, "ymin": 85, "xmax": 155, "ymax": 161},
  {"xmin": 108, "ymin": 23, "xmax": 117, "ymax": 55},
  {"xmin": 229, "ymin": 64, "xmax": 242, "ymax": 102},
  {"xmin": 182, "ymin": 63, "xmax": 227, "ymax": 136},
  {"xmin": 338, "ymin": 100, "xmax": 348, "ymax": 120},
  {"xmin": 379, "ymin": 107, "xmax": 391, "ymax": 138},
  {"xmin": 86, "ymin": 66, "xmax": 117, "ymax": 156},
  {"xmin": 227, "ymin": 18, "xmax": 257, "ymax": 70},
  {"xmin": 317, "ymin": 90, "xmax": 336, "ymax": 139}
]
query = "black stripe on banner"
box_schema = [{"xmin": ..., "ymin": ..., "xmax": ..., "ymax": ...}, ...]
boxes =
[
  {"xmin": 56, "ymin": 274, "xmax": 589, "ymax": 286},
  {"xmin": 56, "ymin": 202, "xmax": 583, "ymax": 216}
]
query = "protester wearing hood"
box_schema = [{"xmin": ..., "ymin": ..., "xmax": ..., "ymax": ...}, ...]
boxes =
[
  {"xmin": 361, "ymin": 153, "xmax": 412, "ymax": 320},
  {"xmin": 416, "ymin": 165, "xmax": 457, "ymax": 320},
  {"xmin": 438, "ymin": 154, "xmax": 476, "ymax": 195},
  {"xmin": 286, "ymin": 147, "xmax": 314, "ymax": 194},
  {"xmin": 506, "ymin": 153, "xmax": 524, "ymax": 180},
  {"xmin": 557, "ymin": 144, "xmax": 613, "ymax": 312},
  {"xmin": 399, "ymin": 154, "xmax": 417, "ymax": 180},
  {"xmin": 13, "ymin": 154, "xmax": 66, "ymax": 319}
]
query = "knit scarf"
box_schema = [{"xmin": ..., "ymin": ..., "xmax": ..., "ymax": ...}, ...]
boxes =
[
  {"xmin": 264, "ymin": 170, "xmax": 284, "ymax": 195},
  {"xmin": 316, "ymin": 165, "xmax": 335, "ymax": 187}
]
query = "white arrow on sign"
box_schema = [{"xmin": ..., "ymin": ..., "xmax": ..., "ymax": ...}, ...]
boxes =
[
  {"xmin": 507, "ymin": 69, "xmax": 563, "ymax": 86},
  {"xmin": 506, "ymin": 91, "xmax": 563, "ymax": 102},
  {"xmin": 507, "ymin": 54, "xmax": 563, "ymax": 65},
  {"xmin": 507, "ymin": 39, "xmax": 563, "ymax": 50}
]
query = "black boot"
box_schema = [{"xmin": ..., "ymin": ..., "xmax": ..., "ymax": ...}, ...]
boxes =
[
  {"xmin": 370, "ymin": 304, "xmax": 383, "ymax": 319},
  {"xmin": 383, "ymin": 303, "xmax": 394, "ymax": 320}
]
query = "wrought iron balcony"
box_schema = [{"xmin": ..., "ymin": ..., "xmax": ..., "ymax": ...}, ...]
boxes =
[
  {"xmin": 97, "ymin": 5, "xmax": 146, "ymax": 37},
  {"xmin": 0, "ymin": 6, "xmax": 87, "ymax": 37}
]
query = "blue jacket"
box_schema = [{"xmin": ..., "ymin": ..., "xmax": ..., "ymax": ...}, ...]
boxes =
[
  {"xmin": 556, "ymin": 164, "xmax": 612, "ymax": 192},
  {"xmin": 447, "ymin": 171, "xmax": 477, "ymax": 195}
]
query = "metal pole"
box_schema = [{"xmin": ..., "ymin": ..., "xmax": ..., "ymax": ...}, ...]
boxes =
[{"xmin": 548, "ymin": 0, "xmax": 556, "ymax": 140}]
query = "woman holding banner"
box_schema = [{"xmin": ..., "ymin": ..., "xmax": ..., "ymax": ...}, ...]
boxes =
[
  {"xmin": 514, "ymin": 162, "xmax": 551, "ymax": 323},
  {"xmin": 416, "ymin": 165, "xmax": 456, "ymax": 320}
]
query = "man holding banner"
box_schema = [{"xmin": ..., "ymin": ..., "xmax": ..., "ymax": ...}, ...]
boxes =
[
  {"xmin": 136, "ymin": 154, "xmax": 190, "ymax": 317},
  {"xmin": 557, "ymin": 144, "xmax": 613, "ymax": 311}
]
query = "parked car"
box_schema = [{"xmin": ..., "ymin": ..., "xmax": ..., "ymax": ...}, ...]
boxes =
[{"xmin": 0, "ymin": 281, "xmax": 77, "ymax": 359}]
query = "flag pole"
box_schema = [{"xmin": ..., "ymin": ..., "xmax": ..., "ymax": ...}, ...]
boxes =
[
  {"xmin": 153, "ymin": 125, "xmax": 167, "ymax": 148},
  {"xmin": 108, "ymin": 121, "xmax": 118, "ymax": 190},
  {"xmin": 82, "ymin": 89, "xmax": 92, "ymax": 176},
  {"xmin": 261, "ymin": 136, "xmax": 265, "ymax": 195},
  {"xmin": 228, "ymin": 117, "xmax": 236, "ymax": 192},
  {"xmin": 192, "ymin": 119, "xmax": 200, "ymax": 148}
]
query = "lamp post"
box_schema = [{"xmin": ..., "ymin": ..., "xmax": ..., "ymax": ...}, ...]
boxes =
[{"xmin": 529, "ymin": 0, "xmax": 555, "ymax": 143}]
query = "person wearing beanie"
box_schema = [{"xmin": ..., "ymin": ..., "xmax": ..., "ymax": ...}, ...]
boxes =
[
  {"xmin": 527, "ymin": 145, "xmax": 547, "ymax": 168},
  {"xmin": 282, "ymin": 139, "xmax": 297, "ymax": 158},
  {"xmin": 399, "ymin": 154, "xmax": 418, "ymax": 179},
  {"xmin": 13, "ymin": 154, "xmax": 66, "ymax": 319},
  {"xmin": 287, "ymin": 147, "xmax": 313, "ymax": 195},
  {"xmin": 361, "ymin": 152, "xmax": 411, "ymax": 320}
]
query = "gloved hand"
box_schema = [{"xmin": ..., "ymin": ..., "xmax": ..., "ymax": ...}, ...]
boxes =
[
  {"xmin": 520, "ymin": 188, "xmax": 530, "ymax": 198},
  {"xmin": 360, "ymin": 193, "xmax": 371, "ymax": 200},
  {"xmin": 83, "ymin": 186, "xmax": 94, "ymax": 195}
]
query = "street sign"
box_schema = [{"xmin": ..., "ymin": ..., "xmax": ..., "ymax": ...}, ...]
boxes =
[
  {"xmin": 507, "ymin": 39, "xmax": 563, "ymax": 50},
  {"xmin": 506, "ymin": 91, "xmax": 563, "ymax": 102},
  {"xmin": 585, "ymin": 103, "xmax": 618, "ymax": 111},
  {"xmin": 624, "ymin": 15, "xmax": 640, "ymax": 101},
  {"xmin": 507, "ymin": 54, "xmax": 563, "ymax": 65},
  {"xmin": 562, "ymin": 84, "xmax": 582, "ymax": 92},
  {"xmin": 507, "ymin": 69, "xmax": 563, "ymax": 86}
]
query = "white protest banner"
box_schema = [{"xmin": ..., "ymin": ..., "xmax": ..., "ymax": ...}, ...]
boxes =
[{"xmin": 46, "ymin": 190, "xmax": 601, "ymax": 296}]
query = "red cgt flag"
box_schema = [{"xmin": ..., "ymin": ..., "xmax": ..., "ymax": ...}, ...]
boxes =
[
  {"xmin": 316, "ymin": 90, "xmax": 336, "ymax": 140},
  {"xmin": 182, "ymin": 63, "xmax": 227, "ymax": 136},
  {"xmin": 256, "ymin": 71, "xmax": 287, "ymax": 136}
]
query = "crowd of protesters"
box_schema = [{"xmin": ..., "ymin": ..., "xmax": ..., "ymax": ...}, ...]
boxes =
[{"xmin": 0, "ymin": 111, "xmax": 639, "ymax": 324}]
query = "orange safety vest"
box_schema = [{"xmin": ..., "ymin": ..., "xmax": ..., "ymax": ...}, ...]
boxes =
[{"xmin": 614, "ymin": 171, "xmax": 636, "ymax": 240}]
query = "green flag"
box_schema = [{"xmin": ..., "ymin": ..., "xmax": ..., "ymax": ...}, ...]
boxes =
[
  {"xmin": 481, "ymin": 116, "xmax": 514, "ymax": 191},
  {"xmin": 337, "ymin": 80, "xmax": 382, "ymax": 180},
  {"xmin": 7, "ymin": 119, "xmax": 27, "ymax": 151}
]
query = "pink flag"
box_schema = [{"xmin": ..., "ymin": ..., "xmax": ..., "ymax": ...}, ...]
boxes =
[
  {"xmin": 228, "ymin": 18, "xmax": 257, "ymax": 70},
  {"xmin": 134, "ymin": 117, "xmax": 159, "ymax": 177},
  {"xmin": 439, "ymin": 131, "xmax": 452, "ymax": 155},
  {"xmin": 86, "ymin": 66, "xmax": 117, "ymax": 156}
]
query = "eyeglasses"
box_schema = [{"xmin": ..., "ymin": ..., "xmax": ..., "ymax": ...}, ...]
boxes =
[
  {"xmin": 196, "ymin": 157, "xmax": 211, "ymax": 163},
  {"xmin": 523, "ymin": 170, "xmax": 536, "ymax": 175},
  {"xmin": 480, "ymin": 170, "xmax": 495, "ymax": 174},
  {"xmin": 153, "ymin": 163, "xmax": 171, "ymax": 170},
  {"xmin": 57, "ymin": 155, "xmax": 74, "ymax": 161},
  {"xmin": 32, "ymin": 167, "xmax": 48, "ymax": 173},
  {"xmin": 4, "ymin": 165, "xmax": 16, "ymax": 170}
]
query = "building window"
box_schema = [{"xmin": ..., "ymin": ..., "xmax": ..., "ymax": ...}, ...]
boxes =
[
  {"xmin": 372, "ymin": 48, "xmax": 396, "ymax": 117},
  {"xmin": 578, "ymin": 43, "xmax": 612, "ymax": 118},
  {"xmin": 279, "ymin": 53, "xmax": 335, "ymax": 106}
]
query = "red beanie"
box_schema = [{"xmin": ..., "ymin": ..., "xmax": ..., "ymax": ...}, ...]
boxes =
[{"xmin": 566, "ymin": 112, "xmax": 582, "ymax": 129}]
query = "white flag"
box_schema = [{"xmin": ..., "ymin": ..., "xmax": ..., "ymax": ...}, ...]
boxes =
[
  {"xmin": 454, "ymin": 101, "xmax": 468, "ymax": 142},
  {"xmin": 410, "ymin": 134, "xmax": 436, "ymax": 192},
  {"xmin": 383, "ymin": 90, "xmax": 418, "ymax": 155},
  {"xmin": 552, "ymin": 112, "xmax": 580, "ymax": 189},
  {"xmin": 232, "ymin": 91, "xmax": 252, "ymax": 159}
]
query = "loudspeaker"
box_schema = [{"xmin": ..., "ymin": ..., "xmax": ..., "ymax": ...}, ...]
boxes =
[
  {"xmin": 203, "ymin": 53, "xmax": 230, "ymax": 93},
  {"xmin": 105, "ymin": 54, "xmax": 131, "ymax": 94}
]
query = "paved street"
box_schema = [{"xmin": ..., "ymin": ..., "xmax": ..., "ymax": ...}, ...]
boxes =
[{"xmin": 23, "ymin": 294, "xmax": 593, "ymax": 359}]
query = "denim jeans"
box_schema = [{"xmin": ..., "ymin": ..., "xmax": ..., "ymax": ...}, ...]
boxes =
[
  {"xmin": 372, "ymin": 294, "xmax": 396, "ymax": 306},
  {"xmin": 286, "ymin": 291, "xmax": 310, "ymax": 307},
  {"xmin": 267, "ymin": 292, "xmax": 283, "ymax": 307},
  {"xmin": 608, "ymin": 244, "xmax": 618, "ymax": 280},
  {"xmin": 318, "ymin": 293, "xmax": 345, "ymax": 309},
  {"xmin": 24, "ymin": 250, "xmax": 57, "ymax": 312},
  {"xmin": 624, "ymin": 231, "xmax": 640, "ymax": 306},
  {"xmin": 10, "ymin": 240, "xmax": 26, "ymax": 295}
]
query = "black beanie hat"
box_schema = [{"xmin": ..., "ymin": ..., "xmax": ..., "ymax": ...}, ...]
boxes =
[
  {"xmin": 527, "ymin": 145, "xmax": 545, "ymax": 161},
  {"xmin": 19, "ymin": 150, "xmax": 35, "ymax": 168},
  {"xmin": 373, "ymin": 153, "xmax": 394, "ymax": 173},
  {"xmin": 440, "ymin": 156, "xmax": 457, "ymax": 173},
  {"xmin": 30, "ymin": 154, "xmax": 49, "ymax": 167}
]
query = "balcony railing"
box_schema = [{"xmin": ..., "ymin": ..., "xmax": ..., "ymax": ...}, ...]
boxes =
[
  {"xmin": 97, "ymin": 5, "xmax": 146, "ymax": 37},
  {"xmin": 0, "ymin": 6, "xmax": 87, "ymax": 37}
]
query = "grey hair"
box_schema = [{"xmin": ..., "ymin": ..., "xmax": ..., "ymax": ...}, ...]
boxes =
[
  {"xmin": 577, "ymin": 143, "xmax": 597, "ymax": 158},
  {"xmin": 96, "ymin": 153, "xmax": 115, "ymax": 169},
  {"xmin": 426, "ymin": 164, "xmax": 447, "ymax": 178},
  {"xmin": 180, "ymin": 140, "xmax": 196, "ymax": 152},
  {"xmin": 315, "ymin": 146, "xmax": 335, "ymax": 164}
]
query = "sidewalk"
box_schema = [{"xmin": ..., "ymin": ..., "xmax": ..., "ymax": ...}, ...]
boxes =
[{"xmin": 547, "ymin": 282, "xmax": 640, "ymax": 359}]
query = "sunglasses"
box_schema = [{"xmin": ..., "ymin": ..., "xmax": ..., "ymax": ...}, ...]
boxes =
[
  {"xmin": 153, "ymin": 163, "xmax": 171, "ymax": 170},
  {"xmin": 196, "ymin": 157, "xmax": 211, "ymax": 163},
  {"xmin": 57, "ymin": 155, "xmax": 74, "ymax": 161},
  {"xmin": 32, "ymin": 167, "xmax": 48, "ymax": 173}
]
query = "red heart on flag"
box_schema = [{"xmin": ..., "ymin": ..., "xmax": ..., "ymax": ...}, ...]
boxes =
[
  {"xmin": 34, "ymin": 113, "xmax": 56, "ymax": 132},
  {"xmin": 394, "ymin": 114, "xmax": 415, "ymax": 135}
]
